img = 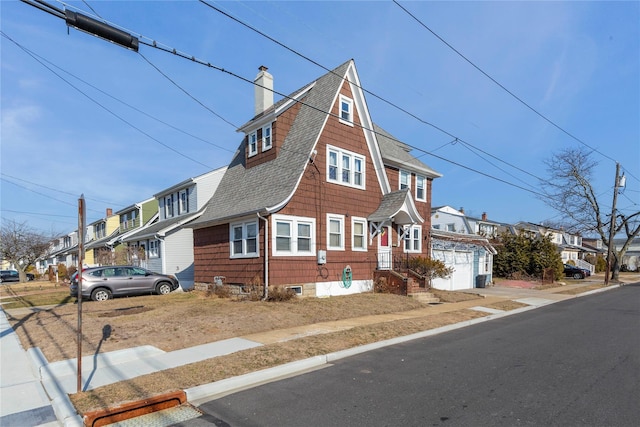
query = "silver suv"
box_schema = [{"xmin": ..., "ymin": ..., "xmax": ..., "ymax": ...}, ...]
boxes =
[{"xmin": 70, "ymin": 266, "xmax": 179, "ymax": 301}]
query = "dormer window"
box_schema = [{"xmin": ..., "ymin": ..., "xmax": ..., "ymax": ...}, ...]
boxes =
[
  {"xmin": 262, "ymin": 125, "xmax": 272, "ymax": 151},
  {"xmin": 179, "ymin": 189, "xmax": 189, "ymax": 214},
  {"xmin": 248, "ymin": 132, "xmax": 258, "ymax": 157},
  {"xmin": 165, "ymin": 195, "xmax": 174, "ymax": 218},
  {"xmin": 339, "ymin": 95, "xmax": 353, "ymax": 126}
]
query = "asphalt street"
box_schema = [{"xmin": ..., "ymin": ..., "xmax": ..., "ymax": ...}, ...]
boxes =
[{"xmin": 182, "ymin": 283, "xmax": 640, "ymax": 427}]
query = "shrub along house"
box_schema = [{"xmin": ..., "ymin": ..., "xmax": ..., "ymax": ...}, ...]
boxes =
[{"xmin": 190, "ymin": 60, "xmax": 441, "ymax": 297}]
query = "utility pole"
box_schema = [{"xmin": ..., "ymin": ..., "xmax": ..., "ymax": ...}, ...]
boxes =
[
  {"xmin": 77, "ymin": 195, "xmax": 85, "ymax": 393},
  {"xmin": 605, "ymin": 163, "xmax": 621, "ymax": 286}
]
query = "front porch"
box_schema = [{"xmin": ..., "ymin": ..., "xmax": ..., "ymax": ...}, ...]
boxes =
[{"xmin": 373, "ymin": 253, "xmax": 439, "ymax": 303}]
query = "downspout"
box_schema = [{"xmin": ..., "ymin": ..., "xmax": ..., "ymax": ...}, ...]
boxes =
[{"xmin": 257, "ymin": 212, "xmax": 269, "ymax": 300}]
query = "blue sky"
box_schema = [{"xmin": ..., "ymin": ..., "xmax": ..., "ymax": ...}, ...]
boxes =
[{"xmin": 1, "ymin": 0, "xmax": 638, "ymax": 236}]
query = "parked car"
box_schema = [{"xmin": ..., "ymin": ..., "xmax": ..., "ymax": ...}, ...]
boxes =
[
  {"xmin": 69, "ymin": 266, "xmax": 179, "ymax": 301},
  {"xmin": 563, "ymin": 264, "xmax": 589, "ymax": 279},
  {"xmin": 1, "ymin": 269, "xmax": 35, "ymax": 283}
]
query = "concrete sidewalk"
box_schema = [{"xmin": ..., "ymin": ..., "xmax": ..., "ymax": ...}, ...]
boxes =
[
  {"xmin": 0, "ymin": 281, "xmax": 628, "ymax": 427},
  {"xmin": 0, "ymin": 308, "xmax": 59, "ymax": 427}
]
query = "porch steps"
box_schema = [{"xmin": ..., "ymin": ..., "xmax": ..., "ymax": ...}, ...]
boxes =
[{"xmin": 407, "ymin": 291, "xmax": 440, "ymax": 304}]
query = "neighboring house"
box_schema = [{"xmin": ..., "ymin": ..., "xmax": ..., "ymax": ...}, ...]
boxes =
[
  {"xmin": 465, "ymin": 212, "xmax": 505, "ymax": 239},
  {"xmin": 122, "ymin": 166, "xmax": 227, "ymax": 290},
  {"xmin": 111, "ymin": 198, "xmax": 159, "ymax": 265},
  {"xmin": 189, "ymin": 60, "xmax": 441, "ymax": 297},
  {"xmin": 430, "ymin": 206, "xmax": 497, "ymax": 290},
  {"xmin": 512, "ymin": 222, "xmax": 594, "ymax": 273},
  {"xmin": 615, "ymin": 237, "xmax": 640, "ymax": 271},
  {"xmin": 84, "ymin": 208, "xmax": 120, "ymax": 267},
  {"xmin": 431, "ymin": 206, "xmax": 468, "ymax": 233},
  {"xmin": 37, "ymin": 232, "xmax": 76, "ymax": 273}
]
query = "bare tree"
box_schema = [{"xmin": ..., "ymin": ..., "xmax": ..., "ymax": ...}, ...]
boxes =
[
  {"xmin": 0, "ymin": 220, "xmax": 54, "ymax": 281},
  {"xmin": 542, "ymin": 147, "xmax": 640, "ymax": 280}
]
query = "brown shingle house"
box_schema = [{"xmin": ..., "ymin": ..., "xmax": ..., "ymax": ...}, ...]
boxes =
[{"xmin": 189, "ymin": 60, "xmax": 441, "ymax": 297}]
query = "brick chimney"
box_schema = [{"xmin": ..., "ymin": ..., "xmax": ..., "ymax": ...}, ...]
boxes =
[
  {"xmin": 482, "ymin": 212, "xmax": 487, "ymax": 221},
  {"xmin": 254, "ymin": 65, "xmax": 273, "ymax": 116},
  {"xmin": 106, "ymin": 208, "xmax": 113, "ymax": 217}
]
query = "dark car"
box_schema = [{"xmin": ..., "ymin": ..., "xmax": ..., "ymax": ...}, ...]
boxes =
[
  {"xmin": 1, "ymin": 269, "xmax": 35, "ymax": 283},
  {"xmin": 69, "ymin": 266, "xmax": 180, "ymax": 301},
  {"xmin": 563, "ymin": 264, "xmax": 589, "ymax": 279}
]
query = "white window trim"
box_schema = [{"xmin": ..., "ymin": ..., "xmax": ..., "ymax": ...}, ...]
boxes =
[
  {"xmin": 230, "ymin": 220, "xmax": 259, "ymax": 258},
  {"xmin": 351, "ymin": 216, "xmax": 367, "ymax": 252},
  {"xmin": 262, "ymin": 124, "xmax": 272, "ymax": 151},
  {"xmin": 327, "ymin": 214, "xmax": 345, "ymax": 251},
  {"xmin": 400, "ymin": 225, "xmax": 422, "ymax": 253},
  {"xmin": 339, "ymin": 95, "xmax": 354, "ymax": 126},
  {"xmin": 179, "ymin": 189, "xmax": 189, "ymax": 214},
  {"xmin": 400, "ymin": 169, "xmax": 411, "ymax": 190},
  {"xmin": 165, "ymin": 195, "xmax": 174, "ymax": 218},
  {"xmin": 148, "ymin": 239, "xmax": 160, "ymax": 258},
  {"xmin": 271, "ymin": 214, "xmax": 316, "ymax": 256},
  {"xmin": 415, "ymin": 174, "xmax": 426, "ymax": 202},
  {"xmin": 248, "ymin": 131, "xmax": 258, "ymax": 157},
  {"xmin": 326, "ymin": 145, "xmax": 366, "ymax": 190}
]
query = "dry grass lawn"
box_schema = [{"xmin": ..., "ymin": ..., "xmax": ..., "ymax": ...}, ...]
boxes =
[{"xmin": 2, "ymin": 282, "xmax": 550, "ymax": 415}]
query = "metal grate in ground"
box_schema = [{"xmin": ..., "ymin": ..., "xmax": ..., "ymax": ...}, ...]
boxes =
[{"xmin": 106, "ymin": 404, "xmax": 203, "ymax": 427}]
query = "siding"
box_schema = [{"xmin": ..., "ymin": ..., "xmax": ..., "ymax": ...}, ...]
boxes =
[{"xmin": 165, "ymin": 229, "xmax": 196, "ymax": 290}]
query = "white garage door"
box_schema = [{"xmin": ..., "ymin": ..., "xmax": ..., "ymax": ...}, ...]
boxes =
[{"xmin": 431, "ymin": 250, "xmax": 474, "ymax": 291}]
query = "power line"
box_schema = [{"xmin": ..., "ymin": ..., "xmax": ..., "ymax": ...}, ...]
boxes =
[
  {"xmin": 8, "ymin": 42, "xmax": 235, "ymax": 154},
  {"xmin": 137, "ymin": 52, "xmax": 239, "ymax": 129},
  {"xmin": 13, "ymin": 2, "xmax": 565, "ymax": 201},
  {"xmin": 392, "ymin": 0, "xmax": 624, "ymax": 168},
  {"xmin": 20, "ymin": 0, "xmax": 550, "ymax": 194},
  {"xmin": 197, "ymin": 0, "xmax": 547, "ymax": 185},
  {"xmin": 2, "ymin": 31, "xmax": 215, "ymax": 171},
  {"xmin": 1, "ymin": 173, "xmax": 120, "ymax": 206}
]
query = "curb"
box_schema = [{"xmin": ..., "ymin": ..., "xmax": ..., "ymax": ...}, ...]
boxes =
[
  {"xmin": 83, "ymin": 391, "xmax": 186, "ymax": 427},
  {"xmin": 38, "ymin": 284, "xmax": 624, "ymax": 425}
]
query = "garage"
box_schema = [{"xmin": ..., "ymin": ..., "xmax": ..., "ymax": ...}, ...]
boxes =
[{"xmin": 431, "ymin": 250, "xmax": 474, "ymax": 291}]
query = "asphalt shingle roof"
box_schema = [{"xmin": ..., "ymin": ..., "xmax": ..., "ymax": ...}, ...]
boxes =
[{"xmin": 192, "ymin": 60, "xmax": 352, "ymax": 228}]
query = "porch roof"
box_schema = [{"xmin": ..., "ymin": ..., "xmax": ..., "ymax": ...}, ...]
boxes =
[{"xmin": 367, "ymin": 188, "xmax": 424, "ymax": 225}]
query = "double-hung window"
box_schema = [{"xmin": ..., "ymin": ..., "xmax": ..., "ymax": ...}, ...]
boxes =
[
  {"xmin": 401, "ymin": 225, "xmax": 421, "ymax": 253},
  {"xmin": 165, "ymin": 195, "xmax": 174, "ymax": 218},
  {"xmin": 230, "ymin": 220, "xmax": 258, "ymax": 258},
  {"xmin": 273, "ymin": 214, "xmax": 315, "ymax": 256},
  {"xmin": 327, "ymin": 145, "xmax": 365, "ymax": 189},
  {"xmin": 327, "ymin": 214, "xmax": 345, "ymax": 250},
  {"xmin": 342, "ymin": 154, "xmax": 351, "ymax": 184},
  {"xmin": 248, "ymin": 132, "xmax": 258, "ymax": 157},
  {"xmin": 400, "ymin": 170, "xmax": 411, "ymax": 190},
  {"xmin": 179, "ymin": 189, "xmax": 189, "ymax": 214},
  {"xmin": 339, "ymin": 95, "xmax": 353, "ymax": 126},
  {"xmin": 351, "ymin": 217, "xmax": 367, "ymax": 251},
  {"xmin": 149, "ymin": 240, "xmax": 160, "ymax": 258},
  {"xmin": 415, "ymin": 175, "xmax": 426, "ymax": 201},
  {"xmin": 262, "ymin": 125, "xmax": 272, "ymax": 151}
]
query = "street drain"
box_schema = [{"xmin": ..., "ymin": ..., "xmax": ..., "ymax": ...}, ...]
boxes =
[{"xmin": 106, "ymin": 404, "xmax": 203, "ymax": 427}]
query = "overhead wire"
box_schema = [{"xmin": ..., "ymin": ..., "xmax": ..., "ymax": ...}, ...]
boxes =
[
  {"xmin": 2, "ymin": 31, "xmax": 214, "ymax": 171},
  {"xmin": 1, "ymin": 173, "xmax": 120, "ymax": 206},
  {"xmin": 393, "ymin": 0, "xmax": 640, "ymax": 186},
  {"xmin": 16, "ymin": 0, "xmax": 635, "ymax": 228},
  {"xmin": 27, "ymin": 0, "xmax": 551, "ymax": 193},
  {"xmin": 197, "ymin": 0, "xmax": 547, "ymax": 185},
  {"xmin": 10, "ymin": 1, "xmax": 549, "ymax": 205}
]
